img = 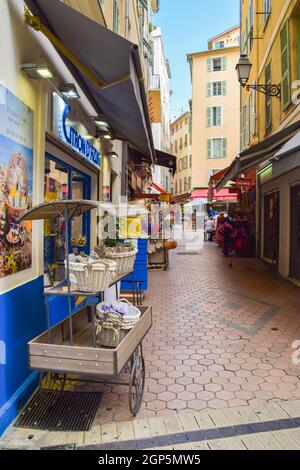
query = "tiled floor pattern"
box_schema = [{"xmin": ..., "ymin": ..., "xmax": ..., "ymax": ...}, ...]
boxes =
[
  {"xmin": 1, "ymin": 242, "xmax": 300, "ymax": 448},
  {"xmin": 1, "ymin": 400, "xmax": 300, "ymax": 450}
]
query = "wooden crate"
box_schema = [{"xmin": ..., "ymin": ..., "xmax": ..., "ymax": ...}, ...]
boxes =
[{"xmin": 28, "ymin": 306, "xmax": 152, "ymax": 377}]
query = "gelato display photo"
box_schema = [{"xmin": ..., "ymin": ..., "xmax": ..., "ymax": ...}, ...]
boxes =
[{"xmin": 0, "ymin": 85, "xmax": 33, "ymax": 278}]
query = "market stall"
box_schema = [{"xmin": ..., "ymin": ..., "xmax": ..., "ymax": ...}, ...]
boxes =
[{"xmin": 19, "ymin": 200, "xmax": 152, "ymax": 416}]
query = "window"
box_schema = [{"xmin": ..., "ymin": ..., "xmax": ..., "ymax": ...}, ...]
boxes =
[
  {"xmin": 264, "ymin": 0, "xmax": 271, "ymax": 23},
  {"xmin": 242, "ymin": 97, "xmax": 250, "ymax": 147},
  {"xmin": 188, "ymin": 177, "xmax": 192, "ymax": 191},
  {"xmin": 185, "ymin": 134, "xmax": 188, "ymax": 147},
  {"xmin": 280, "ymin": 21, "xmax": 291, "ymax": 110},
  {"xmin": 206, "ymin": 106, "xmax": 223, "ymax": 127},
  {"xmin": 189, "ymin": 155, "xmax": 192, "ymax": 168},
  {"xmin": 242, "ymin": 19, "xmax": 248, "ymax": 55},
  {"xmin": 207, "ymin": 81, "xmax": 227, "ymax": 97},
  {"xmin": 175, "ymin": 180, "xmax": 178, "ymax": 194},
  {"xmin": 207, "ymin": 138, "xmax": 227, "ymax": 159},
  {"xmin": 207, "ymin": 56, "xmax": 227, "ymax": 72},
  {"xmin": 249, "ymin": 0, "xmax": 254, "ymax": 52},
  {"xmin": 265, "ymin": 62, "xmax": 272, "ymax": 130},
  {"xmin": 170, "ymin": 143, "xmax": 174, "ymax": 154},
  {"xmin": 113, "ymin": 0, "xmax": 120, "ymax": 34},
  {"xmin": 184, "ymin": 177, "xmax": 188, "ymax": 191},
  {"xmin": 215, "ymin": 41, "xmax": 225, "ymax": 49},
  {"xmin": 179, "ymin": 179, "xmax": 182, "ymax": 194},
  {"xmin": 179, "ymin": 137, "xmax": 183, "ymax": 150},
  {"xmin": 175, "ymin": 140, "xmax": 178, "ymax": 153},
  {"xmin": 184, "ymin": 156, "xmax": 188, "ymax": 169}
]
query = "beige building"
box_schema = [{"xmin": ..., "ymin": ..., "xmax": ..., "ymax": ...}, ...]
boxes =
[
  {"xmin": 170, "ymin": 112, "xmax": 192, "ymax": 197},
  {"xmin": 187, "ymin": 26, "xmax": 240, "ymax": 192}
]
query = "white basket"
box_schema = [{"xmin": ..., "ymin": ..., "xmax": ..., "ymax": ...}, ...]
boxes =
[
  {"xmin": 96, "ymin": 299, "xmax": 141, "ymax": 330},
  {"xmin": 104, "ymin": 249, "xmax": 138, "ymax": 275},
  {"xmin": 68, "ymin": 258, "xmax": 116, "ymax": 292}
]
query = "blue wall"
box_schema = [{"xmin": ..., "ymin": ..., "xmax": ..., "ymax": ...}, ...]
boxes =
[{"xmin": 0, "ymin": 276, "xmax": 46, "ymax": 435}]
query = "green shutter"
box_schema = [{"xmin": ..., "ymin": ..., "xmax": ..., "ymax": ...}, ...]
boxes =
[
  {"xmin": 221, "ymin": 56, "xmax": 227, "ymax": 71},
  {"xmin": 206, "ymin": 108, "xmax": 212, "ymax": 127},
  {"xmin": 207, "ymin": 139, "xmax": 212, "ymax": 158},
  {"xmin": 207, "ymin": 83, "xmax": 212, "ymax": 97},
  {"xmin": 207, "ymin": 58, "xmax": 212, "ymax": 72},
  {"xmin": 265, "ymin": 63, "xmax": 272, "ymax": 130},
  {"xmin": 280, "ymin": 22, "xmax": 291, "ymax": 110},
  {"xmin": 216, "ymin": 107, "xmax": 222, "ymax": 126},
  {"xmin": 222, "ymin": 139, "xmax": 227, "ymax": 157},
  {"xmin": 222, "ymin": 81, "xmax": 227, "ymax": 95}
]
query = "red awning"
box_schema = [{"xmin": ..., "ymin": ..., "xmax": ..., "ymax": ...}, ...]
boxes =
[
  {"xmin": 208, "ymin": 168, "xmax": 229, "ymax": 186},
  {"xmin": 192, "ymin": 188, "xmax": 237, "ymax": 202},
  {"xmin": 151, "ymin": 182, "xmax": 178, "ymax": 202}
]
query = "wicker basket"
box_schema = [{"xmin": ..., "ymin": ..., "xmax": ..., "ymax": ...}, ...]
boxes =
[
  {"xmin": 68, "ymin": 258, "xmax": 116, "ymax": 292},
  {"xmin": 96, "ymin": 300, "xmax": 141, "ymax": 348},
  {"xmin": 104, "ymin": 249, "xmax": 138, "ymax": 275}
]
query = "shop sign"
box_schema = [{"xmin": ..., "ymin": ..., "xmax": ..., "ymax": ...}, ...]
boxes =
[
  {"xmin": 235, "ymin": 178, "xmax": 253, "ymax": 188},
  {"xmin": 61, "ymin": 104, "xmax": 100, "ymax": 168},
  {"xmin": 0, "ymin": 84, "xmax": 33, "ymax": 278}
]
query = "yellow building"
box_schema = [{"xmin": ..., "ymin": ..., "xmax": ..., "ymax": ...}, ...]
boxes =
[
  {"xmin": 187, "ymin": 26, "xmax": 240, "ymax": 193},
  {"xmin": 218, "ymin": 1, "xmax": 300, "ymax": 281},
  {"xmin": 170, "ymin": 112, "xmax": 192, "ymax": 197}
]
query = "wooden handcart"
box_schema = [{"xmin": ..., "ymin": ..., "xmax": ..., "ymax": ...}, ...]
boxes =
[{"xmin": 19, "ymin": 200, "xmax": 152, "ymax": 416}]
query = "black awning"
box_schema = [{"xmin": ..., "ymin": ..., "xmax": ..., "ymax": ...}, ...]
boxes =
[
  {"xmin": 155, "ymin": 150, "xmax": 177, "ymax": 174},
  {"xmin": 216, "ymin": 120, "xmax": 300, "ymax": 189},
  {"xmin": 25, "ymin": 0, "xmax": 155, "ymax": 162},
  {"xmin": 130, "ymin": 147, "xmax": 177, "ymax": 174}
]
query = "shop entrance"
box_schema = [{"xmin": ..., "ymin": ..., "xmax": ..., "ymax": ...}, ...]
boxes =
[
  {"xmin": 263, "ymin": 191, "xmax": 280, "ymax": 265},
  {"xmin": 44, "ymin": 153, "xmax": 91, "ymax": 281},
  {"xmin": 290, "ymin": 184, "xmax": 300, "ymax": 280}
]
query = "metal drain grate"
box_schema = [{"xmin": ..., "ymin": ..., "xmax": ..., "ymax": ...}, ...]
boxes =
[
  {"xmin": 177, "ymin": 252, "xmax": 200, "ymax": 256},
  {"xmin": 15, "ymin": 390, "xmax": 102, "ymax": 432}
]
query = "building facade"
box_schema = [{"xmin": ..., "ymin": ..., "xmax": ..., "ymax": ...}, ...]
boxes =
[
  {"xmin": 239, "ymin": 0, "xmax": 300, "ymax": 281},
  {"xmin": 170, "ymin": 112, "xmax": 193, "ymax": 197},
  {"xmin": 188, "ymin": 26, "xmax": 240, "ymax": 192},
  {"xmin": 150, "ymin": 26, "xmax": 172, "ymax": 192},
  {"xmin": 0, "ymin": 0, "xmax": 160, "ymax": 435}
]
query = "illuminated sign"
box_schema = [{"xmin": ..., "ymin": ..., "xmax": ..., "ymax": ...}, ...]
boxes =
[{"xmin": 60, "ymin": 104, "xmax": 100, "ymax": 168}]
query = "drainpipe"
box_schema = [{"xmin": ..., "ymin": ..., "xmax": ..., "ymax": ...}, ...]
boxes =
[{"xmin": 125, "ymin": 0, "xmax": 129, "ymax": 39}]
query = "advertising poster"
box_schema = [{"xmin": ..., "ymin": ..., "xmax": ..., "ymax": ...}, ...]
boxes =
[{"xmin": 0, "ymin": 84, "xmax": 33, "ymax": 278}]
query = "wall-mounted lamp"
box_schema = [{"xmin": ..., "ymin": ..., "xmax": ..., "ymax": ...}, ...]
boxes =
[
  {"xmin": 91, "ymin": 115, "xmax": 110, "ymax": 128},
  {"xmin": 59, "ymin": 83, "xmax": 80, "ymax": 100},
  {"xmin": 236, "ymin": 54, "xmax": 281, "ymax": 100},
  {"xmin": 106, "ymin": 151, "xmax": 119, "ymax": 158},
  {"xmin": 20, "ymin": 62, "xmax": 54, "ymax": 80}
]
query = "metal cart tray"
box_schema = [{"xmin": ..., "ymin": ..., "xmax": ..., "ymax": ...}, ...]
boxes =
[{"xmin": 28, "ymin": 306, "xmax": 152, "ymax": 377}]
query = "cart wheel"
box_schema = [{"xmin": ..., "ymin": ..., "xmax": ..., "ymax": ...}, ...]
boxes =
[
  {"xmin": 39, "ymin": 372, "xmax": 66, "ymax": 407},
  {"xmin": 128, "ymin": 346, "xmax": 145, "ymax": 416}
]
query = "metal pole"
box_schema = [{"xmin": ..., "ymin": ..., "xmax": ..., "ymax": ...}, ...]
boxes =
[
  {"xmin": 64, "ymin": 205, "xmax": 73, "ymax": 345},
  {"xmin": 46, "ymin": 296, "xmax": 51, "ymax": 344}
]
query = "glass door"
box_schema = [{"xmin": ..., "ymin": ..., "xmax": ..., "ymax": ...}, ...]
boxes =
[
  {"xmin": 263, "ymin": 191, "xmax": 280, "ymax": 265},
  {"xmin": 290, "ymin": 184, "xmax": 300, "ymax": 280}
]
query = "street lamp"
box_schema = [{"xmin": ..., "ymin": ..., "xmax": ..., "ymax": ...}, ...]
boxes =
[{"xmin": 236, "ymin": 54, "xmax": 281, "ymax": 100}]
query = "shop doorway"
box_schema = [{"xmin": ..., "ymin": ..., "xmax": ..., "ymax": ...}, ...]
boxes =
[
  {"xmin": 263, "ymin": 191, "xmax": 280, "ymax": 265},
  {"xmin": 290, "ymin": 184, "xmax": 300, "ymax": 280}
]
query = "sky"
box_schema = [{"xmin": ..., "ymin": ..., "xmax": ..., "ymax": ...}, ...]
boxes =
[{"xmin": 154, "ymin": 0, "xmax": 240, "ymax": 121}]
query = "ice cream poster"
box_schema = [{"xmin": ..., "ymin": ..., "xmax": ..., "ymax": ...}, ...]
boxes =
[{"xmin": 0, "ymin": 84, "xmax": 33, "ymax": 278}]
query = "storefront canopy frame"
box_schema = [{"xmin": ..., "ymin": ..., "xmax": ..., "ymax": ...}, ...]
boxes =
[
  {"xmin": 24, "ymin": 0, "xmax": 155, "ymax": 163},
  {"xmin": 216, "ymin": 120, "xmax": 300, "ymax": 190}
]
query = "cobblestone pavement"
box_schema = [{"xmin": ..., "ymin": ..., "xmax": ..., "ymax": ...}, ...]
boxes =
[
  {"xmin": 93, "ymin": 242, "xmax": 300, "ymax": 422},
  {"xmin": 1, "ymin": 242, "xmax": 300, "ymax": 448}
]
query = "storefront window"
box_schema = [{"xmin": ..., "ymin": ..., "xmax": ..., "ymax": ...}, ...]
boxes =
[{"xmin": 44, "ymin": 155, "xmax": 90, "ymax": 281}]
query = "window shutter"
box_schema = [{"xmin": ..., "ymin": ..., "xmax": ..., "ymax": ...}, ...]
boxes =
[
  {"xmin": 207, "ymin": 83, "xmax": 212, "ymax": 97},
  {"xmin": 222, "ymin": 139, "xmax": 227, "ymax": 158},
  {"xmin": 247, "ymin": 96, "xmax": 250, "ymax": 143},
  {"xmin": 207, "ymin": 58, "xmax": 212, "ymax": 72},
  {"xmin": 216, "ymin": 107, "xmax": 222, "ymax": 126},
  {"xmin": 206, "ymin": 108, "xmax": 212, "ymax": 127},
  {"xmin": 207, "ymin": 139, "xmax": 212, "ymax": 158},
  {"xmin": 280, "ymin": 22, "xmax": 291, "ymax": 110},
  {"xmin": 222, "ymin": 81, "xmax": 227, "ymax": 95},
  {"xmin": 221, "ymin": 56, "xmax": 227, "ymax": 71}
]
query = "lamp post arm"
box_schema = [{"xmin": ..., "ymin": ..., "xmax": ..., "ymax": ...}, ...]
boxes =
[{"xmin": 245, "ymin": 83, "xmax": 281, "ymax": 100}]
